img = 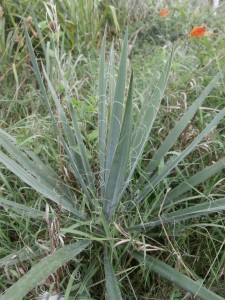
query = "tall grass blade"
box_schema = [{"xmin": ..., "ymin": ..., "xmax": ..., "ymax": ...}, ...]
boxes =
[
  {"xmin": 30, "ymin": 10, "xmax": 46, "ymax": 56},
  {"xmin": 24, "ymin": 23, "xmax": 57, "ymax": 132},
  {"xmin": 1, "ymin": 241, "xmax": 91, "ymax": 300}
]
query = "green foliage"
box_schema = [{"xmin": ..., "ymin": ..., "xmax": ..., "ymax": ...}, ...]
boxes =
[
  {"xmin": 1, "ymin": 0, "xmax": 121, "ymax": 56},
  {"xmin": 1, "ymin": 25, "xmax": 225, "ymax": 299},
  {"xmin": 1, "ymin": 1, "xmax": 225, "ymax": 299}
]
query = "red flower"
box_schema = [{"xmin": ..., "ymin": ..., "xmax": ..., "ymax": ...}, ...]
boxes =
[
  {"xmin": 190, "ymin": 26, "xmax": 207, "ymax": 38},
  {"xmin": 160, "ymin": 8, "xmax": 170, "ymax": 17}
]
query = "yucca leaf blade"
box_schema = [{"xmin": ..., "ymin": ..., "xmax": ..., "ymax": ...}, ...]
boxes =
[
  {"xmin": 69, "ymin": 102, "xmax": 95, "ymax": 191},
  {"xmin": 132, "ymin": 251, "xmax": 224, "ymax": 300},
  {"xmin": 0, "ymin": 198, "xmax": 46, "ymax": 219},
  {"xmin": 103, "ymin": 73, "xmax": 133, "ymax": 219},
  {"xmin": 120, "ymin": 46, "xmax": 175, "ymax": 197},
  {"xmin": 42, "ymin": 65, "xmax": 95, "ymax": 192},
  {"xmin": 134, "ymin": 106, "xmax": 225, "ymax": 205},
  {"xmin": 127, "ymin": 197, "xmax": 225, "ymax": 231},
  {"xmin": 1, "ymin": 241, "xmax": 91, "ymax": 300},
  {"xmin": 41, "ymin": 65, "xmax": 86, "ymax": 179},
  {"xmin": 144, "ymin": 68, "xmax": 225, "ymax": 177},
  {"xmin": 0, "ymin": 128, "xmax": 72, "ymax": 199},
  {"xmin": 105, "ymin": 28, "xmax": 128, "ymax": 184},
  {"xmin": 0, "ymin": 151, "xmax": 84, "ymax": 219},
  {"xmin": 98, "ymin": 31, "xmax": 108, "ymax": 197},
  {"xmin": 61, "ymin": 138, "xmax": 95, "ymax": 209},
  {"xmin": 165, "ymin": 157, "xmax": 225, "ymax": 205},
  {"xmin": 104, "ymin": 246, "xmax": 123, "ymax": 300}
]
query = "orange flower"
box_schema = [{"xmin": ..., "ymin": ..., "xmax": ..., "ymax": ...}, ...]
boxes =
[
  {"xmin": 190, "ymin": 26, "xmax": 207, "ymax": 38},
  {"xmin": 160, "ymin": 8, "xmax": 170, "ymax": 17}
]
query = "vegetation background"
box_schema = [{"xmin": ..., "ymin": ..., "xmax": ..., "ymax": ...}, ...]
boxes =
[{"xmin": 0, "ymin": 0, "xmax": 225, "ymax": 299}]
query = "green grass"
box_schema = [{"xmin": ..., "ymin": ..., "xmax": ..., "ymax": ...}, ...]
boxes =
[{"xmin": 1, "ymin": 1, "xmax": 225, "ymax": 299}]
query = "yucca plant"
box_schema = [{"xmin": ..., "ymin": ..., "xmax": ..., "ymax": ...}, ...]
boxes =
[{"xmin": 1, "ymin": 24, "xmax": 225, "ymax": 300}]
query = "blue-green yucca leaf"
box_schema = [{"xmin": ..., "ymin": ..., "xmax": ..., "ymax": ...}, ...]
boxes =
[
  {"xmin": 119, "ymin": 45, "xmax": 175, "ymax": 199},
  {"xmin": 134, "ymin": 105, "xmax": 225, "ymax": 206},
  {"xmin": 0, "ymin": 151, "xmax": 85, "ymax": 219},
  {"xmin": 143, "ymin": 68, "xmax": 225, "ymax": 177},
  {"xmin": 0, "ymin": 128, "xmax": 71, "ymax": 200},
  {"xmin": 24, "ymin": 22, "xmax": 95, "ymax": 210},
  {"xmin": 0, "ymin": 245, "xmax": 40, "ymax": 269},
  {"xmin": 42, "ymin": 65, "xmax": 95, "ymax": 193},
  {"xmin": 141, "ymin": 156, "xmax": 225, "ymax": 214},
  {"xmin": 24, "ymin": 149, "xmax": 73, "ymax": 199},
  {"xmin": 108, "ymin": 41, "xmax": 116, "ymax": 113},
  {"xmin": 100, "ymin": 40, "xmax": 116, "ymax": 196},
  {"xmin": 103, "ymin": 72, "xmax": 133, "ymax": 219},
  {"xmin": 49, "ymin": 53, "xmax": 94, "ymax": 188},
  {"xmin": 126, "ymin": 197, "xmax": 225, "ymax": 231},
  {"xmin": 164, "ymin": 157, "xmax": 225, "ymax": 205},
  {"xmin": 61, "ymin": 138, "xmax": 95, "ymax": 209},
  {"xmin": 0, "ymin": 197, "xmax": 46, "ymax": 219},
  {"xmin": 131, "ymin": 45, "xmax": 175, "ymax": 166},
  {"xmin": 105, "ymin": 28, "xmax": 128, "ymax": 184},
  {"xmin": 132, "ymin": 251, "xmax": 224, "ymax": 300},
  {"xmin": 26, "ymin": 19, "xmax": 91, "ymax": 190},
  {"xmin": 104, "ymin": 246, "xmax": 123, "ymax": 300},
  {"xmin": 69, "ymin": 102, "xmax": 95, "ymax": 191},
  {"xmin": 0, "ymin": 129, "xmax": 85, "ymax": 218},
  {"xmin": 98, "ymin": 30, "xmax": 108, "ymax": 198},
  {"xmin": 41, "ymin": 65, "xmax": 82, "ymax": 163},
  {"xmin": 1, "ymin": 240, "xmax": 91, "ymax": 300}
]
